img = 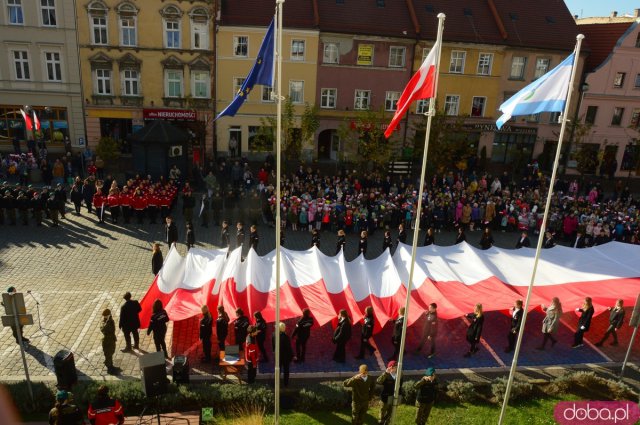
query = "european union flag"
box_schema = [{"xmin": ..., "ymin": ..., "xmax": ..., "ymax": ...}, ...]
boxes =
[{"xmin": 216, "ymin": 19, "xmax": 275, "ymax": 120}]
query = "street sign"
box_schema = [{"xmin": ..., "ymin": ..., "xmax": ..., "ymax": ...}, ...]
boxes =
[
  {"xmin": 2, "ymin": 314, "xmax": 33, "ymax": 327},
  {"xmin": 629, "ymin": 294, "xmax": 640, "ymax": 327},
  {"xmin": 2, "ymin": 293, "xmax": 26, "ymax": 315}
]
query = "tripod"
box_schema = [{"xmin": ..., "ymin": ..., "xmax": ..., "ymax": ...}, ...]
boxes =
[{"xmin": 26, "ymin": 291, "xmax": 54, "ymax": 337}]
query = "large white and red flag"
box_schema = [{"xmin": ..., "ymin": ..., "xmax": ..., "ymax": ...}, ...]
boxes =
[
  {"xmin": 33, "ymin": 111, "xmax": 41, "ymax": 131},
  {"xmin": 20, "ymin": 109, "xmax": 33, "ymax": 131},
  {"xmin": 384, "ymin": 41, "xmax": 440, "ymax": 139}
]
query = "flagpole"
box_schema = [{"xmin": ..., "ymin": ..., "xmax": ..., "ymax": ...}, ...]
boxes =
[
  {"xmin": 390, "ymin": 13, "xmax": 445, "ymax": 425},
  {"xmin": 497, "ymin": 33, "xmax": 584, "ymax": 425},
  {"xmin": 274, "ymin": 1, "xmax": 284, "ymax": 424}
]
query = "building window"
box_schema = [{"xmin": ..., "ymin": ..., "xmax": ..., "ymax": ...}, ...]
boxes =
[
  {"xmin": 527, "ymin": 113, "xmax": 540, "ymax": 123},
  {"xmin": 631, "ymin": 109, "xmax": 640, "ymax": 128},
  {"xmin": 234, "ymin": 36, "xmax": 248, "ymax": 57},
  {"xmin": 491, "ymin": 132, "xmax": 536, "ymax": 164},
  {"xmin": 91, "ymin": 16, "xmax": 108, "ymax": 45},
  {"xmin": 416, "ymin": 99, "xmax": 429, "ymax": 114},
  {"xmin": 534, "ymin": 58, "xmax": 550, "ymax": 79},
  {"xmin": 190, "ymin": 8, "xmax": 209, "ymax": 50},
  {"xmin": 354, "ymin": 90, "xmax": 371, "ymax": 110},
  {"xmin": 635, "ymin": 74, "xmax": 640, "ymax": 88},
  {"xmin": 585, "ymin": 106, "xmax": 598, "ymax": 124},
  {"xmin": 291, "ymin": 39, "xmax": 305, "ymax": 61},
  {"xmin": 166, "ymin": 70, "xmax": 183, "ymax": 97},
  {"xmin": 233, "ymin": 77, "xmax": 245, "ymax": 95},
  {"xmin": 614, "ymin": 72, "xmax": 626, "ymax": 88},
  {"xmin": 510, "ymin": 56, "xmax": 526, "ymax": 79},
  {"xmin": 449, "ymin": 51, "xmax": 466, "ymax": 73},
  {"xmin": 262, "ymin": 86, "xmax": 273, "ymax": 102},
  {"xmin": 7, "ymin": 0, "xmax": 23, "ymax": 24},
  {"xmin": 95, "ymin": 69, "xmax": 111, "ymax": 94},
  {"xmin": 320, "ymin": 88, "xmax": 337, "ymax": 109},
  {"xmin": 289, "ymin": 80, "xmax": 304, "ymax": 104},
  {"xmin": 13, "ymin": 50, "xmax": 30, "ymax": 80},
  {"xmin": 444, "ymin": 95, "xmax": 460, "ymax": 116},
  {"xmin": 477, "ymin": 53, "xmax": 493, "ymax": 75},
  {"xmin": 191, "ymin": 71, "xmax": 209, "ymax": 98},
  {"xmin": 40, "ymin": 0, "xmax": 56, "ymax": 26},
  {"xmin": 44, "ymin": 51, "xmax": 62, "ymax": 81},
  {"xmin": 323, "ymin": 42, "xmax": 338, "ymax": 64},
  {"xmin": 549, "ymin": 112, "xmax": 561, "ymax": 124},
  {"xmin": 121, "ymin": 69, "xmax": 139, "ymax": 95},
  {"xmin": 385, "ymin": 91, "xmax": 400, "ymax": 111},
  {"xmin": 611, "ymin": 107, "xmax": 624, "ymax": 126},
  {"xmin": 120, "ymin": 17, "xmax": 136, "ymax": 46},
  {"xmin": 389, "ymin": 46, "xmax": 406, "ymax": 68},
  {"xmin": 165, "ymin": 20, "xmax": 180, "ymax": 48},
  {"xmin": 471, "ymin": 96, "xmax": 486, "ymax": 117}
]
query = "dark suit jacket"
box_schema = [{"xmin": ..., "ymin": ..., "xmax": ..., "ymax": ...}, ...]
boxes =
[
  {"xmin": 577, "ymin": 306, "xmax": 594, "ymax": 331},
  {"xmin": 515, "ymin": 237, "xmax": 531, "ymax": 248},
  {"xmin": 510, "ymin": 308, "xmax": 523, "ymax": 333},
  {"xmin": 609, "ymin": 308, "xmax": 625, "ymax": 328},
  {"xmin": 572, "ymin": 236, "xmax": 586, "ymax": 248},
  {"xmin": 272, "ymin": 331, "xmax": 293, "ymax": 363},
  {"xmin": 119, "ymin": 300, "xmax": 141, "ymax": 330},
  {"xmin": 333, "ymin": 318, "xmax": 351, "ymax": 344},
  {"xmin": 166, "ymin": 222, "xmax": 178, "ymax": 245},
  {"xmin": 466, "ymin": 314, "xmax": 484, "ymax": 342}
]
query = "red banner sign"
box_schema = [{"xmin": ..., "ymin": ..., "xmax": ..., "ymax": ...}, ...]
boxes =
[{"xmin": 143, "ymin": 109, "xmax": 197, "ymax": 121}]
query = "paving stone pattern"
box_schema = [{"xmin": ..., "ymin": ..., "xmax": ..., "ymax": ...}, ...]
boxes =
[{"xmin": 1, "ymin": 200, "xmax": 638, "ymax": 383}]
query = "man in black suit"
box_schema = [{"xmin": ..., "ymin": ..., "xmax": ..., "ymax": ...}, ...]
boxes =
[
  {"xmin": 272, "ymin": 322, "xmax": 294, "ymax": 386},
  {"xmin": 515, "ymin": 231, "xmax": 531, "ymax": 248},
  {"xmin": 165, "ymin": 216, "xmax": 178, "ymax": 247},
  {"xmin": 542, "ymin": 231, "xmax": 555, "ymax": 249},
  {"xmin": 118, "ymin": 292, "xmax": 142, "ymax": 352},
  {"xmin": 220, "ymin": 220, "xmax": 230, "ymax": 248},
  {"xmin": 236, "ymin": 221, "xmax": 245, "ymax": 250},
  {"xmin": 595, "ymin": 299, "xmax": 625, "ymax": 347},
  {"xmin": 505, "ymin": 300, "xmax": 523, "ymax": 353},
  {"xmin": 390, "ymin": 307, "xmax": 405, "ymax": 361},
  {"xmin": 572, "ymin": 231, "xmax": 586, "ymax": 248}
]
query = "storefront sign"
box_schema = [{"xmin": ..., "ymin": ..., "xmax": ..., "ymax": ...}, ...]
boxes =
[
  {"xmin": 464, "ymin": 123, "xmax": 537, "ymax": 134},
  {"xmin": 350, "ymin": 121, "xmax": 399, "ymax": 132},
  {"xmin": 357, "ymin": 44, "xmax": 374, "ymax": 66},
  {"xmin": 143, "ymin": 109, "xmax": 197, "ymax": 121}
]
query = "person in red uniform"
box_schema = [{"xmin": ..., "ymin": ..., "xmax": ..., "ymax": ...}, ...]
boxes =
[
  {"xmin": 147, "ymin": 187, "xmax": 159, "ymax": 224},
  {"xmin": 93, "ymin": 185, "xmax": 106, "ymax": 223},
  {"xmin": 245, "ymin": 325, "xmax": 259, "ymax": 383},
  {"xmin": 159, "ymin": 189, "xmax": 171, "ymax": 219},
  {"xmin": 87, "ymin": 385, "xmax": 124, "ymax": 425},
  {"xmin": 107, "ymin": 189, "xmax": 120, "ymax": 224},
  {"xmin": 119, "ymin": 186, "xmax": 132, "ymax": 224},
  {"xmin": 132, "ymin": 188, "xmax": 147, "ymax": 224}
]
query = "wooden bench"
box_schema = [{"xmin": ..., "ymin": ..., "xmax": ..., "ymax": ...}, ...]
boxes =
[{"xmin": 218, "ymin": 345, "xmax": 245, "ymax": 381}]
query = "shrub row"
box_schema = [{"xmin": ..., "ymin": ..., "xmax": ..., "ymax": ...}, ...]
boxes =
[{"xmin": 2, "ymin": 371, "xmax": 637, "ymax": 417}]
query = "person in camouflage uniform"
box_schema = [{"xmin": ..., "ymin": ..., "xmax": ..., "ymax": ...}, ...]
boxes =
[
  {"xmin": 343, "ymin": 364, "xmax": 376, "ymax": 425},
  {"xmin": 101, "ymin": 309, "xmax": 119, "ymax": 375},
  {"xmin": 414, "ymin": 367, "xmax": 438, "ymax": 425}
]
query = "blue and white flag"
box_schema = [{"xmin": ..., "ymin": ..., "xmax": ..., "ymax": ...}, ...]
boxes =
[
  {"xmin": 496, "ymin": 53, "xmax": 575, "ymax": 129},
  {"xmin": 216, "ymin": 19, "xmax": 275, "ymax": 120}
]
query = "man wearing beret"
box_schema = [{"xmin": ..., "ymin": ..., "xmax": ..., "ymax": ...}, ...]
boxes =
[
  {"xmin": 48, "ymin": 390, "xmax": 83, "ymax": 425},
  {"xmin": 100, "ymin": 309, "xmax": 119, "ymax": 375},
  {"xmin": 414, "ymin": 367, "xmax": 438, "ymax": 425},
  {"xmin": 377, "ymin": 360, "xmax": 402, "ymax": 424}
]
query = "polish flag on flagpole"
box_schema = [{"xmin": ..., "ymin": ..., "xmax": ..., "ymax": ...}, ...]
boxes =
[
  {"xmin": 20, "ymin": 109, "xmax": 33, "ymax": 131},
  {"xmin": 384, "ymin": 40, "xmax": 440, "ymax": 139},
  {"xmin": 33, "ymin": 111, "xmax": 41, "ymax": 131}
]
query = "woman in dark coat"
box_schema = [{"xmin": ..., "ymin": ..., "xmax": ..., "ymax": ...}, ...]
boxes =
[
  {"xmin": 479, "ymin": 227, "xmax": 494, "ymax": 250},
  {"xmin": 464, "ymin": 303, "xmax": 484, "ymax": 357},
  {"xmin": 311, "ymin": 229, "xmax": 320, "ymax": 248},
  {"xmin": 199, "ymin": 305, "xmax": 213, "ymax": 362},
  {"xmin": 423, "ymin": 227, "xmax": 435, "ymax": 246},
  {"xmin": 572, "ymin": 297, "xmax": 594, "ymax": 348},
  {"xmin": 253, "ymin": 311, "xmax": 268, "ymax": 362},
  {"xmin": 358, "ymin": 230, "xmax": 368, "ymax": 257},
  {"xmin": 70, "ymin": 182, "xmax": 83, "ymax": 214},
  {"xmin": 455, "ymin": 226, "xmax": 466, "ymax": 244},
  {"xmin": 355, "ymin": 306, "xmax": 375, "ymax": 359},
  {"xmin": 151, "ymin": 243, "xmax": 163, "ymax": 275},
  {"xmin": 382, "ymin": 230, "xmax": 393, "ymax": 251},
  {"xmin": 292, "ymin": 308, "xmax": 313, "ymax": 363},
  {"xmin": 147, "ymin": 299, "xmax": 169, "ymax": 358},
  {"xmin": 332, "ymin": 309, "xmax": 351, "ymax": 363},
  {"xmin": 216, "ymin": 305, "xmax": 230, "ymax": 354}
]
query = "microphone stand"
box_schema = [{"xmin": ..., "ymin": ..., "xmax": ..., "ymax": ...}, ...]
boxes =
[{"xmin": 26, "ymin": 291, "xmax": 53, "ymax": 337}]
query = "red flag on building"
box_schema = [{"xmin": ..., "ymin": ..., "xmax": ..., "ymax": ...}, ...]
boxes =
[
  {"xmin": 20, "ymin": 109, "xmax": 33, "ymax": 131},
  {"xmin": 33, "ymin": 111, "xmax": 41, "ymax": 131},
  {"xmin": 384, "ymin": 40, "xmax": 440, "ymax": 139}
]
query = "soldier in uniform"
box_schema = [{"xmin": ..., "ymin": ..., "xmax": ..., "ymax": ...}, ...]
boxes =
[
  {"xmin": 16, "ymin": 190, "xmax": 29, "ymax": 225},
  {"xmin": 414, "ymin": 368, "xmax": 438, "ymax": 425},
  {"xmin": 48, "ymin": 193, "xmax": 60, "ymax": 227},
  {"xmin": 220, "ymin": 220, "xmax": 230, "ymax": 248},
  {"xmin": 377, "ymin": 361, "xmax": 401, "ymax": 425},
  {"xmin": 182, "ymin": 190, "xmax": 195, "ymax": 223},
  {"xmin": 101, "ymin": 309, "xmax": 120, "ymax": 375},
  {"xmin": 200, "ymin": 194, "xmax": 209, "ymax": 228},
  {"xmin": 211, "ymin": 191, "xmax": 222, "ymax": 226},
  {"xmin": 343, "ymin": 364, "xmax": 376, "ymax": 425},
  {"xmin": 236, "ymin": 221, "xmax": 245, "ymax": 250},
  {"xmin": 54, "ymin": 183, "xmax": 67, "ymax": 219},
  {"xmin": 30, "ymin": 190, "xmax": 44, "ymax": 226},
  {"xmin": 249, "ymin": 225, "xmax": 259, "ymax": 252},
  {"xmin": 4, "ymin": 191, "xmax": 16, "ymax": 225}
]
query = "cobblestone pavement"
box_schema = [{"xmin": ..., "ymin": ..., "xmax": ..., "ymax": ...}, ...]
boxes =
[{"xmin": 1, "ymin": 200, "xmax": 638, "ymax": 383}]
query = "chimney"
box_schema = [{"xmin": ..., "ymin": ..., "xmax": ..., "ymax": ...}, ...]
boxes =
[
  {"xmin": 611, "ymin": 11, "xmax": 618, "ymax": 17},
  {"xmin": 635, "ymin": 8, "xmax": 640, "ymax": 17}
]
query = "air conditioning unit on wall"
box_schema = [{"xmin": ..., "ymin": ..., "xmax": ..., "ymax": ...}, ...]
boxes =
[{"xmin": 169, "ymin": 145, "xmax": 183, "ymax": 157}]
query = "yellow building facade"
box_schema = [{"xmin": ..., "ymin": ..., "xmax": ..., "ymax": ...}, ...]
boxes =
[
  {"xmin": 77, "ymin": 0, "xmax": 215, "ymax": 158},
  {"xmin": 215, "ymin": 25, "xmax": 318, "ymax": 158}
]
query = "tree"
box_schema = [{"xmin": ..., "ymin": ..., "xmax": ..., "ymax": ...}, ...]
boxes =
[
  {"xmin": 337, "ymin": 108, "xmax": 391, "ymax": 170},
  {"xmin": 95, "ymin": 136, "xmax": 121, "ymax": 164},
  {"xmin": 258, "ymin": 96, "xmax": 298, "ymax": 159},
  {"xmin": 567, "ymin": 119, "xmax": 596, "ymax": 176},
  {"xmin": 300, "ymin": 102, "xmax": 320, "ymax": 156},
  {"xmin": 411, "ymin": 109, "xmax": 475, "ymax": 175}
]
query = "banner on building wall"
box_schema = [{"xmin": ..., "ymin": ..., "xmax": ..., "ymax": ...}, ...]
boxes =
[
  {"xmin": 357, "ymin": 44, "xmax": 374, "ymax": 65},
  {"xmin": 143, "ymin": 109, "xmax": 197, "ymax": 121}
]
